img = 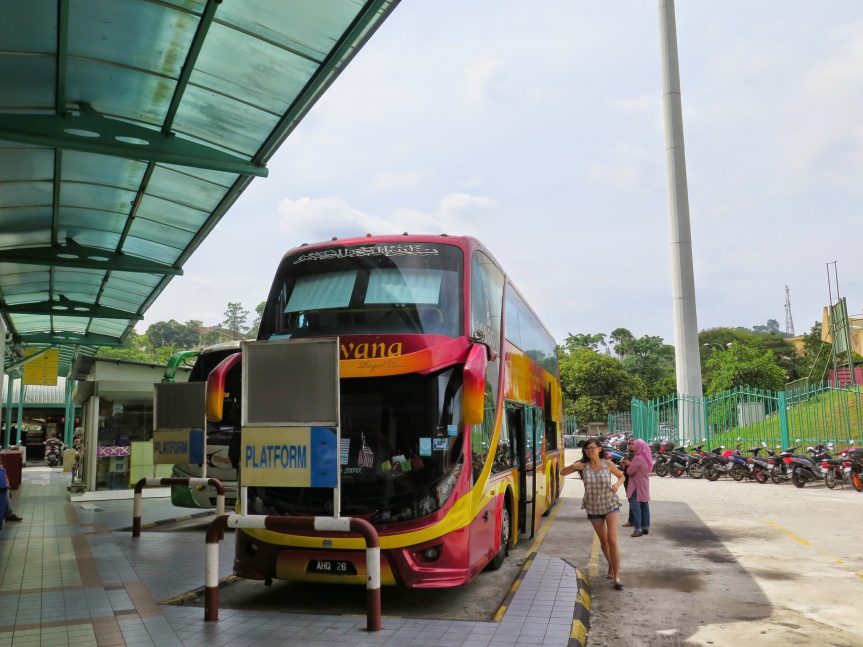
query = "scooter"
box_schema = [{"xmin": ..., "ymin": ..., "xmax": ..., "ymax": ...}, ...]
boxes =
[{"xmin": 785, "ymin": 444, "xmax": 831, "ymax": 488}]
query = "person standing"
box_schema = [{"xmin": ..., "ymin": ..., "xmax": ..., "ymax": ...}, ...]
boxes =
[
  {"xmin": 562, "ymin": 438, "xmax": 626, "ymax": 589},
  {"xmin": 625, "ymin": 438, "xmax": 653, "ymax": 537},
  {"xmin": 0, "ymin": 454, "xmax": 23, "ymax": 523}
]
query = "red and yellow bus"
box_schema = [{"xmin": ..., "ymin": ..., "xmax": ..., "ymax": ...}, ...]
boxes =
[{"xmin": 219, "ymin": 234, "xmax": 563, "ymax": 588}]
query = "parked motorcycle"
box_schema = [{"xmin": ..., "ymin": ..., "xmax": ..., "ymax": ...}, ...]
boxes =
[
  {"xmin": 685, "ymin": 446, "xmax": 705, "ymax": 479},
  {"xmin": 744, "ymin": 445, "xmax": 771, "ymax": 484},
  {"xmin": 785, "ymin": 444, "xmax": 831, "ymax": 488},
  {"xmin": 847, "ymin": 447, "xmax": 863, "ymax": 492},
  {"xmin": 724, "ymin": 447, "xmax": 751, "ymax": 482},
  {"xmin": 767, "ymin": 447, "xmax": 791, "ymax": 484},
  {"xmin": 652, "ymin": 440, "xmax": 676, "ymax": 477},
  {"xmin": 820, "ymin": 446, "xmax": 851, "ymax": 489},
  {"xmin": 702, "ymin": 447, "xmax": 740, "ymax": 481}
]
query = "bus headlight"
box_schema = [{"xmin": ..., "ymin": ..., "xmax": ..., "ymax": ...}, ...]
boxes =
[{"xmin": 436, "ymin": 472, "xmax": 457, "ymax": 506}]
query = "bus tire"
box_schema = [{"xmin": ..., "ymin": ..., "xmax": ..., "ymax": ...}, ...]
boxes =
[{"xmin": 486, "ymin": 498, "xmax": 511, "ymax": 571}]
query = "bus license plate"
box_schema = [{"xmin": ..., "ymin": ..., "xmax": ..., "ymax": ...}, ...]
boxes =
[{"xmin": 307, "ymin": 559, "xmax": 357, "ymax": 575}]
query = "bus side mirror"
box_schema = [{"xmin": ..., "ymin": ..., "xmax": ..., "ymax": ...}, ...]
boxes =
[
  {"xmin": 463, "ymin": 343, "xmax": 488, "ymax": 426},
  {"xmin": 206, "ymin": 352, "xmax": 242, "ymax": 423}
]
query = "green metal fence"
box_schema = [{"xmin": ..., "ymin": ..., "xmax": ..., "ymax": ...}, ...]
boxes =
[{"xmin": 617, "ymin": 382, "xmax": 862, "ymax": 451}]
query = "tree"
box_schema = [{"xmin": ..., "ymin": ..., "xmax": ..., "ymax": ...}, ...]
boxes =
[
  {"xmin": 558, "ymin": 347, "xmax": 647, "ymax": 423},
  {"xmin": 145, "ymin": 319, "xmax": 200, "ymax": 349},
  {"xmin": 201, "ymin": 329, "xmax": 229, "ymax": 346},
  {"xmin": 608, "ymin": 327, "xmax": 635, "ymax": 359},
  {"xmin": 617, "ymin": 335, "xmax": 676, "ymax": 399},
  {"xmin": 222, "ymin": 302, "xmax": 249, "ymax": 341},
  {"xmin": 699, "ymin": 327, "xmax": 800, "ymax": 387},
  {"xmin": 96, "ymin": 330, "xmax": 158, "ymax": 362},
  {"xmin": 752, "ymin": 318, "xmax": 781, "ymax": 334},
  {"xmin": 563, "ymin": 332, "xmax": 607, "ymax": 353},
  {"xmin": 246, "ymin": 301, "xmax": 267, "ymax": 339},
  {"xmin": 800, "ymin": 321, "xmax": 832, "ymax": 383},
  {"xmin": 704, "ymin": 343, "xmax": 786, "ymax": 394}
]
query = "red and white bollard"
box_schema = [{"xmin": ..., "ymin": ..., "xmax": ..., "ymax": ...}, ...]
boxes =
[
  {"xmin": 132, "ymin": 477, "xmax": 225, "ymax": 537},
  {"xmin": 204, "ymin": 514, "xmax": 381, "ymax": 630}
]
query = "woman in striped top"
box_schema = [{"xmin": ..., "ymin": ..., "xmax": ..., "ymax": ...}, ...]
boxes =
[{"xmin": 562, "ymin": 438, "xmax": 626, "ymax": 589}]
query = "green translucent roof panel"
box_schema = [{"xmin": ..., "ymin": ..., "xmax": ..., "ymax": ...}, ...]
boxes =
[{"xmin": 0, "ymin": 0, "xmax": 401, "ymax": 375}]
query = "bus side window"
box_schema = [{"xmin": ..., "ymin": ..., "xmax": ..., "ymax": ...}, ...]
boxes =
[{"xmin": 471, "ymin": 383, "xmax": 495, "ymax": 482}]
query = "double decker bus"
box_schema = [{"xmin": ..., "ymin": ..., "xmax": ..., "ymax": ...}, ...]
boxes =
[{"xmin": 218, "ymin": 234, "xmax": 563, "ymax": 588}]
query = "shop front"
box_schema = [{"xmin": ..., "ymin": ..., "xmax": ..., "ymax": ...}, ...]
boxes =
[
  {"xmin": 1, "ymin": 376, "xmax": 79, "ymax": 462},
  {"xmin": 70, "ymin": 357, "xmax": 190, "ymax": 501}
]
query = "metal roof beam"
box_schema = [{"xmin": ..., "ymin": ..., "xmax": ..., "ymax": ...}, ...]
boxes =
[
  {"xmin": 0, "ymin": 238, "xmax": 182, "ymax": 275},
  {"xmin": 1, "ymin": 298, "xmax": 142, "ymax": 321},
  {"xmin": 163, "ymin": 0, "xmax": 220, "ymax": 132},
  {"xmin": 4, "ymin": 347, "xmax": 53, "ymax": 373},
  {"xmin": 0, "ymin": 103, "xmax": 268, "ymax": 177},
  {"xmin": 19, "ymin": 332, "xmax": 122, "ymax": 347},
  {"xmin": 56, "ymin": 0, "xmax": 69, "ymax": 115}
]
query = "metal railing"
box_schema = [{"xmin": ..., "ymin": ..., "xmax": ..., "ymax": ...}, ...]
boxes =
[
  {"xmin": 132, "ymin": 477, "xmax": 225, "ymax": 537},
  {"xmin": 204, "ymin": 514, "xmax": 381, "ymax": 630},
  {"xmin": 615, "ymin": 382, "xmax": 862, "ymax": 450}
]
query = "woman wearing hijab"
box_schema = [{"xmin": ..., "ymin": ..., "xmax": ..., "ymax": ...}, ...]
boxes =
[
  {"xmin": 562, "ymin": 438, "xmax": 626, "ymax": 589},
  {"xmin": 624, "ymin": 438, "xmax": 653, "ymax": 537}
]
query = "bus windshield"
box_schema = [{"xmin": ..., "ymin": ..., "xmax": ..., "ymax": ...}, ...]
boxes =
[
  {"xmin": 249, "ymin": 367, "xmax": 464, "ymax": 523},
  {"xmin": 260, "ymin": 242, "xmax": 464, "ymax": 339}
]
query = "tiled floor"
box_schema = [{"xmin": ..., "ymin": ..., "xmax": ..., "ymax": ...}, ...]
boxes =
[{"xmin": 1, "ymin": 469, "xmax": 581, "ymax": 646}]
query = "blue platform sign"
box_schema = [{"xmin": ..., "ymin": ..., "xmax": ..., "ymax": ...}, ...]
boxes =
[
  {"xmin": 153, "ymin": 429, "xmax": 205, "ymax": 465},
  {"xmin": 242, "ymin": 426, "xmax": 338, "ymax": 488}
]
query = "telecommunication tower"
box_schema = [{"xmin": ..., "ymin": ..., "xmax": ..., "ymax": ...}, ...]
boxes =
[{"xmin": 784, "ymin": 285, "xmax": 795, "ymax": 336}]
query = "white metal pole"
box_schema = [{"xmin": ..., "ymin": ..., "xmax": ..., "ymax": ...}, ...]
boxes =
[
  {"xmin": 86, "ymin": 395, "xmax": 99, "ymax": 493},
  {"xmin": 659, "ymin": 0, "xmax": 703, "ymax": 441}
]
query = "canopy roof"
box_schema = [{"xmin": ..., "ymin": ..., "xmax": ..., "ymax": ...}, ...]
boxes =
[{"xmin": 0, "ymin": 0, "xmax": 399, "ymax": 377}]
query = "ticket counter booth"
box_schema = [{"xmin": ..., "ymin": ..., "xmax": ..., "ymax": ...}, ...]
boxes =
[{"xmin": 69, "ymin": 357, "xmax": 190, "ymax": 501}]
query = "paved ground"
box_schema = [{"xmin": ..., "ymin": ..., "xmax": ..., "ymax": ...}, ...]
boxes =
[
  {"xmin": 3, "ymin": 458, "xmax": 862, "ymax": 646},
  {"xmin": 0, "ymin": 468, "xmax": 578, "ymax": 646},
  {"xmin": 547, "ymin": 449, "xmax": 863, "ymax": 646}
]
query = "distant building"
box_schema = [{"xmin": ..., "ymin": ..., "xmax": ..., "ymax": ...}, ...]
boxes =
[{"xmin": 785, "ymin": 335, "xmax": 806, "ymax": 356}]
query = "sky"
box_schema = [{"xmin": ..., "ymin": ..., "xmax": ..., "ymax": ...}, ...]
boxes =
[{"xmin": 138, "ymin": 1, "xmax": 863, "ymax": 347}]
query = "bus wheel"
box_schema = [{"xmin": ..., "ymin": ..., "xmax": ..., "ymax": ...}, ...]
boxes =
[{"xmin": 486, "ymin": 502, "xmax": 511, "ymax": 571}]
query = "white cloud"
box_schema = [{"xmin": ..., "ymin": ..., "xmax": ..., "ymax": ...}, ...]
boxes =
[
  {"xmin": 277, "ymin": 197, "xmax": 379, "ymax": 241},
  {"xmin": 277, "ymin": 192, "xmax": 497, "ymax": 243},
  {"xmin": 438, "ymin": 192, "xmax": 496, "ymax": 219}
]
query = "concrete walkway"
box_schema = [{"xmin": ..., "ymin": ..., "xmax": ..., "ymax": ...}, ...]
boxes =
[{"xmin": 1, "ymin": 469, "xmax": 586, "ymax": 647}]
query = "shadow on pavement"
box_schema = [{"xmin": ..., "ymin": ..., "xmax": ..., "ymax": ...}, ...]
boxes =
[{"xmin": 540, "ymin": 497, "xmax": 772, "ymax": 646}]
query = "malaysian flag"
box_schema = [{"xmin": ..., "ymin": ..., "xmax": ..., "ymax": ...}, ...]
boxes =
[{"xmin": 358, "ymin": 434, "xmax": 374, "ymax": 469}]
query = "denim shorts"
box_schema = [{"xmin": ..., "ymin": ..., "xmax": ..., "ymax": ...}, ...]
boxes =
[{"xmin": 587, "ymin": 506, "xmax": 621, "ymax": 521}]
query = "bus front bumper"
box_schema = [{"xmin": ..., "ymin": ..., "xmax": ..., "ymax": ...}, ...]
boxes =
[{"xmin": 234, "ymin": 526, "xmax": 473, "ymax": 589}]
